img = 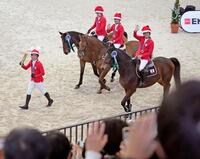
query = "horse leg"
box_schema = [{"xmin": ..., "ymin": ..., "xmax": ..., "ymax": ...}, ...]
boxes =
[
  {"xmin": 158, "ymin": 80, "xmax": 171, "ymax": 98},
  {"xmin": 97, "ymin": 67, "xmax": 111, "ymax": 94},
  {"xmin": 91, "ymin": 63, "xmax": 99, "ymax": 77},
  {"xmin": 126, "ymin": 99, "xmax": 132, "ymax": 112},
  {"xmin": 163, "ymin": 83, "xmax": 171, "ymax": 97},
  {"xmin": 75, "ymin": 60, "xmax": 85, "ymax": 89},
  {"xmin": 110, "ymin": 68, "xmax": 117, "ymax": 82},
  {"xmin": 121, "ymin": 88, "xmax": 136, "ymax": 112}
]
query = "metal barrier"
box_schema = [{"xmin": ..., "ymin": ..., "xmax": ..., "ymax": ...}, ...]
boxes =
[{"xmin": 43, "ymin": 106, "xmax": 160, "ymax": 143}]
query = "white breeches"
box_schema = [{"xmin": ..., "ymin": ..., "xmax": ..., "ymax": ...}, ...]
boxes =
[
  {"xmin": 97, "ymin": 36, "xmax": 105, "ymax": 41},
  {"xmin": 139, "ymin": 59, "xmax": 148, "ymax": 71},
  {"xmin": 27, "ymin": 81, "xmax": 46, "ymax": 95},
  {"xmin": 114, "ymin": 44, "xmax": 121, "ymax": 49}
]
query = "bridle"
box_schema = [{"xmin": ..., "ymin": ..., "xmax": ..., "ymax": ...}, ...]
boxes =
[{"xmin": 64, "ymin": 34, "xmax": 75, "ymax": 52}]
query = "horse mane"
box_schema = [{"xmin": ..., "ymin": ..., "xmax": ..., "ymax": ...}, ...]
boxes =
[{"xmin": 83, "ymin": 35, "xmax": 105, "ymax": 48}]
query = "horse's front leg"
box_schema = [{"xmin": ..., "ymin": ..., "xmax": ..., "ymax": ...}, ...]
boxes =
[
  {"xmin": 121, "ymin": 88, "xmax": 136, "ymax": 112},
  {"xmin": 110, "ymin": 68, "xmax": 117, "ymax": 82},
  {"xmin": 91, "ymin": 63, "xmax": 99, "ymax": 77},
  {"xmin": 75, "ymin": 59, "xmax": 85, "ymax": 89},
  {"xmin": 97, "ymin": 67, "xmax": 111, "ymax": 94}
]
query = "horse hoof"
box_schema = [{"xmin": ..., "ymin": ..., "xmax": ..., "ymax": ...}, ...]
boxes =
[
  {"xmin": 128, "ymin": 104, "xmax": 132, "ymax": 112},
  {"xmin": 123, "ymin": 106, "xmax": 129, "ymax": 112},
  {"xmin": 103, "ymin": 79, "xmax": 106, "ymax": 84},
  {"xmin": 74, "ymin": 85, "xmax": 80, "ymax": 89},
  {"xmin": 107, "ymin": 87, "xmax": 111, "ymax": 91},
  {"xmin": 97, "ymin": 90, "xmax": 102, "ymax": 94}
]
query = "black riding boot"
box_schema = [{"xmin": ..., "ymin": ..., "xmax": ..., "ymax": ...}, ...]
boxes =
[
  {"xmin": 19, "ymin": 95, "xmax": 31, "ymax": 110},
  {"xmin": 139, "ymin": 71, "xmax": 144, "ymax": 86},
  {"xmin": 44, "ymin": 92, "xmax": 53, "ymax": 107}
]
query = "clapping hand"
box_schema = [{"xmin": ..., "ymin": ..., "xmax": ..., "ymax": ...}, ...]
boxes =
[{"xmin": 119, "ymin": 113, "xmax": 158, "ymax": 159}]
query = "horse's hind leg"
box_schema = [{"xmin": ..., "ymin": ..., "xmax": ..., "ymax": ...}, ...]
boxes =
[
  {"xmin": 75, "ymin": 60, "xmax": 85, "ymax": 89},
  {"xmin": 163, "ymin": 83, "xmax": 171, "ymax": 97},
  {"xmin": 158, "ymin": 81, "xmax": 171, "ymax": 98}
]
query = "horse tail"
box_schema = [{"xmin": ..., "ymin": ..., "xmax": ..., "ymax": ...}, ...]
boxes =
[{"xmin": 170, "ymin": 57, "xmax": 181, "ymax": 88}]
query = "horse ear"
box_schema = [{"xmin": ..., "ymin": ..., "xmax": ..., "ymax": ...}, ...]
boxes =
[{"xmin": 59, "ymin": 31, "xmax": 63, "ymax": 35}]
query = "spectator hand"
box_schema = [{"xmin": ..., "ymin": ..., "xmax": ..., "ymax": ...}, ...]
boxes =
[
  {"xmin": 86, "ymin": 122, "xmax": 108, "ymax": 153},
  {"xmin": 121, "ymin": 113, "xmax": 158, "ymax": 159},
  {"xmin": 31, "ymin": 73, "xmax": 35, "ymax": 78},
  {"xmin": 71, "ymin": 144, "xmax": 83, "ymax": 159}
]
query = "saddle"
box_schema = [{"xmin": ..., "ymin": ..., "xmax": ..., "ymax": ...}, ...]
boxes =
[{"xmin": 136, "ymin": 59, "xmax": 157, "ymax": 78}]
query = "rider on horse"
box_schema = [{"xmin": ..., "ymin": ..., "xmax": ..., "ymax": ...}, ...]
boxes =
[
  {"xmin": 107, "ymin": 13, "xmax": 124, "ymax": 49},
  {"xmin": 133, "ymin": 25, "xmax": 154, "ymax": 85},
  {"xmin": 87, "ymin": 6, "xmax": 107, "ymax": 42}
]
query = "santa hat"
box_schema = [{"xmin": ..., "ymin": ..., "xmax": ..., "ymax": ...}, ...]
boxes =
[
  {"xmin": 95, "ymin": 6, "xmax": 104, "ymax": 13},
  {"xmin": 114, "ymin": 13, "xmax": 122, "ymax": 20},
  {"xmin": 142, "ymin": 25, "xmax": 151, "ymax": 33},
  {"xmin": 30, "ymin": 47, "xmax": 40, "ymax": 55}
]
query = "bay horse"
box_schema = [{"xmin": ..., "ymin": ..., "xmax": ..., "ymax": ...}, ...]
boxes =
[
  {"xmin": 78, "ymin": 34, "xmax": 111, "ymax": 92},
  {"xmin": 59, "ymin": 31, "xmax": 101, "ymax": 89},
  {"xmin": 100, "ymin": 47, "xmax": 181, "ymax": 112}
]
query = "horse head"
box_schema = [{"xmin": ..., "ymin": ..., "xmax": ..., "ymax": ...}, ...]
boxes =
[
  {"xmin": 59, "ymin": 31, "xmax": 75, "ymax": 55},
  {"xmin": 101, "ymin": 46, "xmax": 118, "ymax": 70}
]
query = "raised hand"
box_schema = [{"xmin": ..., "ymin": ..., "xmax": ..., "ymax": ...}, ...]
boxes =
[
  {"xmin": 86, "ymin": 122, "xmax": 108, "ymax": 152},
  {"xmin": 107, "ymin": 24, "xmax": 111, "ymax": 30},
  {"xmin": 134, "ymin": 25, "xmax": 139, "ymax": 32}
]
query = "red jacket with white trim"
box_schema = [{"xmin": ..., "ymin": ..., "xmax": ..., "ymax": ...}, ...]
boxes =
[
  {"xmin": 107, "ymin": 23, "xmax": 124, "ymax": 45},
  {"xmin": 89, "ymin": 16, "xmax": 107, "ymax": 36},
  {"xmin": 133, "ymin": 31, "xmax": 154, "ymax": 60},
  {"xmin": 22, "ymin": 60, "xmax": 45, "ymax": 82}
]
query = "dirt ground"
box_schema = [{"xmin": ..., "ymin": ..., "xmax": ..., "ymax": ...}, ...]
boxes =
[{"xmin": 0, "ymin": 0, "xmax": 200, "ymax": 136}]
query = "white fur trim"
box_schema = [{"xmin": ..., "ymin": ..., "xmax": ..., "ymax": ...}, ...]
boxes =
[
  {"xmin": 142, "ymin": 30, "xmax": 151, "ymax": 33},
  {"xmin": 95, "ymin": 11, "xmax": 103, "ymax": 13},
  {"xmin": 114, "ymin": 17, "xmax": 121, "ymax": 20}
]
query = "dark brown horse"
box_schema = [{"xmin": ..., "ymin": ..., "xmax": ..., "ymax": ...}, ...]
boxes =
[
  {"xmin": 59, "ymin": 31, "xmax": 101, "ymax": 89},
  {"xmin": 100, "ymin": 47, "xmax": 181, "ymax": 112}
]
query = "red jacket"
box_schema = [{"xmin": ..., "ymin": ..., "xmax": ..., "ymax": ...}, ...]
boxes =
[
  {"xmin": 133, "ymin": 31, "xmax": 154, "ymax": 60},
  {"xmin": 89, "ymin": 16, "xmax": 107, "ymax": 36},
  {"xmin": 22, "ymin": 60, "xmax": 45, "ymax": 82},
  {"xmin": 107, "ymin": 23, "xmax": 124, "ymax": 45}
]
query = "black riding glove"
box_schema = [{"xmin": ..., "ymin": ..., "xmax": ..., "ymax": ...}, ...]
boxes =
[
  {"xmin": 31, "ymin": 73, "xmax": 35, "ymax": 78},
  {"xmin": 91, "ymin": 31, "xmax": 96, "ymax": 35},
  {"xmin": 87, "ymin": 30, "xmax": 91, "ymax": 34}
]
